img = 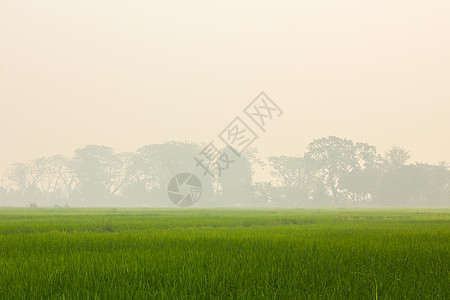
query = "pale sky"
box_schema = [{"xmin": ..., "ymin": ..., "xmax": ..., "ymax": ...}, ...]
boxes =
[{"xmin": 1, "ymin": 0, "xmax": 449, "ymax": 176}]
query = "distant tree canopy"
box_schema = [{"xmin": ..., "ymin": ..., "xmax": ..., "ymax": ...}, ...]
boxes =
[
  {"xmin": 304, "ymin": 136, "xmax": 379, "ymax": 203},
  {"xmin": 2, "ymin": 137, "xmax": 449, "ymax": 206}
]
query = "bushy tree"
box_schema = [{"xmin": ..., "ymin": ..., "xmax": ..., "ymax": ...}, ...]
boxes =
[
  {"xmin": 268, "ymin": 155, "xmax": 318, "ymax": 204},
  {"xmin": 71, "ymin": 145, "xmax": 134, "ymax": 202},
  {"xmin": 305, "ymin": 136, "xmax": 378, "ymax": 204}
]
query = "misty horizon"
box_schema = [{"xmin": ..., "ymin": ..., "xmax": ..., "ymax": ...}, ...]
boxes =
[
  {"xmin": 1, "ymin": 135, "xmax": 448, "ymax": 208},
  {"xmin": 1, "ymin": 1, "xmax": 450, "ymax": 176}
]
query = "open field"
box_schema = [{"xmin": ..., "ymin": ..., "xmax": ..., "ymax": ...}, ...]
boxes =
[{"xmin": 0, "ymin": 208, "xmax": 448, "ymax": 299}]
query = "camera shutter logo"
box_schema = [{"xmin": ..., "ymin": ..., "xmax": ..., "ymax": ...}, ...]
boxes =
[{"xmin": 167, "ymin": 173, "xmax": 202, "ymax": 207}]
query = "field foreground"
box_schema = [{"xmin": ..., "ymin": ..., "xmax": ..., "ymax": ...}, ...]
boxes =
[{"xmin": 0, "ymin": 208, "xmax": 449, "ymax": 299}]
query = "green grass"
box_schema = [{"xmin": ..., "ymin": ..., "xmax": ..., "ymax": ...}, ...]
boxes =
[{"xmin": 0, "ymin": 208, "xmax": 448, "ymax": 299}]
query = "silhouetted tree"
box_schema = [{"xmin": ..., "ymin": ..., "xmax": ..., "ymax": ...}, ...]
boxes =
[
  {"xmin": 53, "ymin": 155, "xmax": 78, "ymax": 199},
  {"xmin": 7, "ymin": 159, "xmax": 46, "ymax": 200},
  {"xmin": 3, "ymin": 137, "xmax": 448, "ymax": 207},
  {"xmin": 217, "ymin": 149, "xmax": 253, "ymax": 204},
  {"xmin": 268, "ymin": 155, "xmax": 318, "ymax": 204},
  {"xmin": 374, "ymin": 163, "xmax": 449, "ymax": 205},
  {"xmin": 340, "ymin": 168, "xmax": 383, "ymax": 202},
  {"xmin": 254, "ymin": 182, "xmax": 273, "ymax": 204},
  {"xmin": 383, "ymin": 146, "xmax": 410, "ymax": 170},
  {"xmin": 305, "ymin": 136, "xmax": 378, "ymax": 204},
  {"xmin": 71, "ymin": 145, "xmax": 133, "ymax": 202},
  {"xmin": 136, "ymin": 141, "xmax": 215, "ymax": 204}
]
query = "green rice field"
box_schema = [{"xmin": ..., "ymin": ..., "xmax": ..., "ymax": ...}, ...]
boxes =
[{"xmin": 0, "ymin": 208, "xmax": 448, "ymax": 299}]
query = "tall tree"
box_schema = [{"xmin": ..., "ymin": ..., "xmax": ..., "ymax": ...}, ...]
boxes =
[
  {"xmin": 217, "ymin": 149, "xmax": 254, "ymax": 204},
  {"xmin": 305, "ymin": 136, "xmax": 378, "ymax": 203},
  {"xmin": 53, "ymin": 155, "xmax": 79, "ymax": 199},
  {"xmin": 7, "ymin": 159, "xmax": 46, "ymax": 199},
  {"xmin": 340, "ymin": 168, "xmax": 383, "ymax": 202},
  {"xmin": 383, "ymin": 146, "xmax": 410, "ymax": 170},
  {"xmin": 136, "ymin": 141, "xmax": 215, "ymax": 204},
  {"xmin": 71, "ymin": 145, "xmax": 133, "ymax": 201},
  {"xmin": 374, "ymin": 163, "xmax": 449, "ymax": 205},
  {"xmin": 136, "ymin": 141, "xmax": 202, "ymax": 190},
  {"xmin": 268, "ymin": 155, "xmax": 318, "ymax": 204}
]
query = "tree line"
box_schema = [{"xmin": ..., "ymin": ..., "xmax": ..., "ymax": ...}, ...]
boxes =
[{"xmin": 1, "ymin": 136, "xmax": 449, "ymax": 206}]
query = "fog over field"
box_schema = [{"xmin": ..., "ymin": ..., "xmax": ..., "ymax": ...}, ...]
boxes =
[
  {"xmin": 1, "ymin": 3, "xmax": 449, "ymax": 299},
  {"xmin": 0, "ymin": 1, "xmax": 449, "ymax": 207}
]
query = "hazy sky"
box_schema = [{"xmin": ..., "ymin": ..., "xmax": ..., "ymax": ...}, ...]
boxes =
[{"xmin": 1, "ymin": 0, "xmax": 449, "ymax": 176}]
